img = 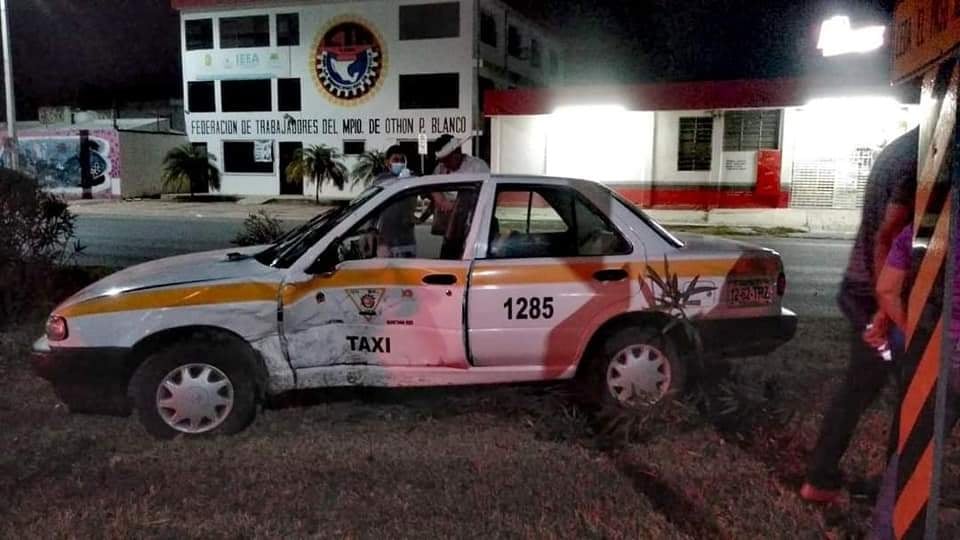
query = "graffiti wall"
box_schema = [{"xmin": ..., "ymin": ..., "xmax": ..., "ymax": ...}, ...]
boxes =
[{"xmin": 1, "ymin": 129, "xmax": 121, "ymax": 198}]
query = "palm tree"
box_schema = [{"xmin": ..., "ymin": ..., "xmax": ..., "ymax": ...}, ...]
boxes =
[
  {"xmin": 350, "ymin": 150, "xmax": 387, "ymax": 189},
  {"xmin": 161, "ymin": 144, "xmax": 220, "ymax": 197},
  {"xmin": 285, "ymin": 144, "xmax": 347, "ymax": 203}
]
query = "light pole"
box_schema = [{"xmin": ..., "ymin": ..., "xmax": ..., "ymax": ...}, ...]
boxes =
[{"xmin": 1, "ymin": 0, "xmax": 16, "ymax": 170}]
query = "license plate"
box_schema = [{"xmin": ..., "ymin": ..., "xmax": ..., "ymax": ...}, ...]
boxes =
[{"xmin": 728, "ymin": 282, "xmax": 773, "ymax": 306}]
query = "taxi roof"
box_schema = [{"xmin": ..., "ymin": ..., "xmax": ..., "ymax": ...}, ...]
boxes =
[{"xmin": 379, "ymin": 173, "xmax": 608, "ymax": 196}]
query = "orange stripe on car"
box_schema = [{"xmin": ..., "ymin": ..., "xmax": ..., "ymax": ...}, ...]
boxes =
[
  {"xmin": 59, "ymin": 258, "xmax": 745, "ymax": 317},
  {"xmin": 58, "ymin": 282, "xmax": 280, "ymax": 318}
]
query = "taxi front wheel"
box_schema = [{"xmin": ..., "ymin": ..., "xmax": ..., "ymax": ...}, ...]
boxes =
[
  {"xmin": 588, "ymin": 326, "xmax": 687, "ymax": 408},
  {"xmin": 130, "ymin": 341, "xmax": 257, "ymax": 439}
]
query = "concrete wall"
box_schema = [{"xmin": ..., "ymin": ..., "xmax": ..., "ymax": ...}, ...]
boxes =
[
  {"xmin": 491, "ymin": 111, "xmax": 655, "ymax": 183},
  {"xmin": 118, "ymin": 131, "xmax": 189, "ymax": 198}
]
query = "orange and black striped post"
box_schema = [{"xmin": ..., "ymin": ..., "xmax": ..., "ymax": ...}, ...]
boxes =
[{"xmin": 892, "ymin": 57, "xmax": 958, "ymax": 540}]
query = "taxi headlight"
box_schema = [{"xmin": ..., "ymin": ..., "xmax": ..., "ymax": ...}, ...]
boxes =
[{"xmin": 46, "ymin": 316, "xmax": 69, "ymax": 342}]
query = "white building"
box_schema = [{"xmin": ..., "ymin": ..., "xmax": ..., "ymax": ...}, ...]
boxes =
[
  {"xmin": 173, "ymin": 0, "xmax": 562, "ymax": 198},
  {"xmin": 485, "ymin": 78, "xmax": 919, "ymax": 210}
]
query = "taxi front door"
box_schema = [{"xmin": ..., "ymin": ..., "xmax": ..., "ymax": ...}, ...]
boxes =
[{"xmin": 282, "ymin": 184, "xmax": 481, "ymax": 372}]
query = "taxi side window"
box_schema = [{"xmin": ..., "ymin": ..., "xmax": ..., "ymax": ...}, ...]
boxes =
[
  {"xmin": 488, "ymin": 186, "xmax": 631, "ymax": 259},
  {"xmin": 335, "ymin": 185, "xmax": 480, "ymax": 263}
]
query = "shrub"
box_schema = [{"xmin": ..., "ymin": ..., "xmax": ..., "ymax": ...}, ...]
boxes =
[
  {"xmin": 0, "ymin": 168, "xmax": 82, "ymax": 324},
  {"xmin": 233, "ymin": 210, "xmax": 285, "ymax": 246}
]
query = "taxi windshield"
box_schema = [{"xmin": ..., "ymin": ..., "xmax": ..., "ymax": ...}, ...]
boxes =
[{"xmin": 256, "ymin": 186, "xmax": 382, "ymax": 268}]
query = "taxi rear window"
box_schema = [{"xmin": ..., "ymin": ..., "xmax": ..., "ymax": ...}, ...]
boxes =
[{"xmin": 605, "ymin": 188, "xmax": 684, "ymax": 248}]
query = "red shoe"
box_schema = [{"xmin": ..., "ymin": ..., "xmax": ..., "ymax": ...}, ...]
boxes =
[{"xmin": 800, "ymin": 482, "xmax": 843, "ymax": 504}]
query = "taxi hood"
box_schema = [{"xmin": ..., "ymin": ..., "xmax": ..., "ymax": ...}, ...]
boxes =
[{"xmin": 63, "ymin": 246, "xmax": 281, "ymax": 306}]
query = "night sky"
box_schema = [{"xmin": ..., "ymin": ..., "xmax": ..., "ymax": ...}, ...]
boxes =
[{"xmin": 4, "ymin": 0, "xmax": 895, "ymax": 119}]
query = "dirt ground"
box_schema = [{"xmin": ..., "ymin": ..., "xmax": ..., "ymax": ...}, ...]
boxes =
[{"xmin": 2, "ymin": 311, "xmax": 959, "ymax": 538}]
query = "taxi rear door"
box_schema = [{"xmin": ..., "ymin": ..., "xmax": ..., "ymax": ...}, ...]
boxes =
[{"xmin": 466, "ymin": 182, "xmax": 638, "ymax": 376}]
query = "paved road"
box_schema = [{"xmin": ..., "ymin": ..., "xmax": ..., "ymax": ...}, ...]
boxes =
[{"xmin": 74, "ymin": 215, "xmax": 851, "ymax": 319}]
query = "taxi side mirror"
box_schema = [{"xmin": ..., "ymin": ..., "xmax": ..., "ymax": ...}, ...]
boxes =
[{"xmin": 306, "ymin": 241, "xmax": 340, "ymax": 276}]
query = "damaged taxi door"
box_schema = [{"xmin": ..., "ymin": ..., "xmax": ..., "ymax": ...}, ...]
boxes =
[{"xmin": 281, "ymin": 183, "xmax": 482, "ymax": 374}]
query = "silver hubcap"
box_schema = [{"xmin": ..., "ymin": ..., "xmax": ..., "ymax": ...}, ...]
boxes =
[
  {"xmin": 606, "ymin": 344, "xmax": 672, "ymax": 404},
  {"xmin": 156, "ymin": 364, "xmax": 234, "ymax": 434}
]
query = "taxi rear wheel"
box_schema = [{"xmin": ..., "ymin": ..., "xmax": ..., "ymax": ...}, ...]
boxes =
[
  {"xmin": 587, "ymin": 326, "xmax": 687, "ymax": 408},
  {"xmin": 130, "ymin": 341, "xmax": 257, "ymax": 439}
]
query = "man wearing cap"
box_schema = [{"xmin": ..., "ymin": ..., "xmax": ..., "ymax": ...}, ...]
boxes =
[{"xmin": 432, "ymin": 134, "xmax": 489, "ymax": 175}]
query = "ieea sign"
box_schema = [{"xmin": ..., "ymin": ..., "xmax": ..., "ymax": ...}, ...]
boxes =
[{"xmin": 191, "ymin": 50, "xmax": 292, "ymax": 81}]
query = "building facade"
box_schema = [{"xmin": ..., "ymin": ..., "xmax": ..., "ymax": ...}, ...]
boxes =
[
  {"xmin": 174, "ymin": 0, "xmax": 562, "ymax": 198},
  {"xmin": 485, "ymin": 79, "xmax": 919, "ymax": 210}
]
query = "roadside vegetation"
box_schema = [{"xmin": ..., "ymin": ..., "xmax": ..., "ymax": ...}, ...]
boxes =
[{"xmin": 232, "ymin": 210, "xmax": 286, "ymax": 247}]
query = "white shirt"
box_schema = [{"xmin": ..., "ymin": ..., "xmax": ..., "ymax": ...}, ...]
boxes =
[{"xmin": 433, "ymin": 155, "xmax": 489, "ymax": 175}]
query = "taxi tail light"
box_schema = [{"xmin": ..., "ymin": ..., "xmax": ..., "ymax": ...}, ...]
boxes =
[
  {"xmin": 46, "ymin": 316, "xmax": 69, "ymax": 341},
  {"xmin": 776, "ymin": 272, "xmax": 787, "ymax": 297}
]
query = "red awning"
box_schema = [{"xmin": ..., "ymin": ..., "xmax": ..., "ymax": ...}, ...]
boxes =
[{"xmin": 484, "ymin": 77, "xmax": 908, "ymax": 116}]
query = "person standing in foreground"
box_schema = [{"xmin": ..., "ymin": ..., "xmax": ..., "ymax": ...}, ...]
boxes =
[
  {"xmin": 867, "ymin": 221, "xmax": 960, "ymax": 538},
  {"xmin": 800, "ymin": 127, "xmax": 920, "ymax": 503}
]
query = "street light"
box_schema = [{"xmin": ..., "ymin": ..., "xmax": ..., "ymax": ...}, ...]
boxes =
[
  {"xmin": 0, "ymin": 0, "xmax": 16, "ymax": 170},
  {"xmin": 817, "ymin": 15, "xmax": 886, "ymax": 57}
]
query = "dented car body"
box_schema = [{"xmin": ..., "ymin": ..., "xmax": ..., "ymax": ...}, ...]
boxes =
[{"xmin": 32, "ymin": 174, "xmax": 797, "ymax": 437}]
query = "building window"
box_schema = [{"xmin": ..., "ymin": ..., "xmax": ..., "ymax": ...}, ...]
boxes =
[
  {"xmin": 220, "ymin": 15, "xmax": 269, "ymax": 48},
  {"xmin": 343, "ymin": 141, "xmax": 366, "ymax": 155},
  {"xmin": 549, "ymin": 50, "xmax": 560, "ymax": 76},
  {"xmin": 507, "ymin": 25, "xmax": 523, "ymax": 58},
  {"xmin": 480, "ymin": 11, "xmax": 497, "ymax": 46},
  {"xmin": 723, "ymin": 110, "xmax": 781, "ymax": 151},
  {"xmin": 529, "ymin": 38, "xmax": 542, "ymax": 68},
  {"xmin": 221, "ymin": 79, "xmax": 271, "ymax": 112},
  {"xmin": 187, "ymin": 81, "xmax": 215, "ymax": 113},
  {"xmin": 678, "ymin": 117, "xmax": 714, "ymax": 171},
  {"xmin": 399, "ymin": 73, "xmax": 459, "ymax": 109},
  {"xmin": 399, "ymin": 3, "xmax": 460, "ymax": 40},
  {"xmin": 185, "ymin": 19, "xmax": 213, "ymax": 50},
  {"xmin": 277, "ymin": 78, "xmax": 301, "ymax": 111},
  {"xmin": 276, "ymin": 13, "xmax": 300, "ymax": 46},
  {"xmin": 224, "ymin": 141, "xmax": 273, "ymax": 173}
]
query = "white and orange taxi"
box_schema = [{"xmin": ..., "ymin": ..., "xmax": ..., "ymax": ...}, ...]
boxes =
[{"xmin": 33, "ymin": 174, "xmax": 796, "ymax": 438}]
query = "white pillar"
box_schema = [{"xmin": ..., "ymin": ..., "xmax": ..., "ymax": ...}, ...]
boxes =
[{"xmin": 1, "ymin": 0, "xmax": 16, "ymax": 170}]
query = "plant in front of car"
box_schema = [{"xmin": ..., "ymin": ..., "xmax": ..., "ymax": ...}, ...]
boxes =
[
  {"xmin": 644, "ymin": 255, "xmax": 718, "ymax": 359},
  {"xmin": 285, "ymin": 144, "xmax": 347, "ymax": 203},
  {"xmin": 0, "ymin": 168, "xmax": 84, "ymax": 325},
  {"xmin": 590, "ymin": 256, "xmax": 718, "ymax": 447},
  {"xmin": 161, "ymin": 144, "xmax": 221, "ymax": 198},
  {"xmin": 232, "ymin": 210, "xmax": 285, "ymax": 247},
  {"xmin": 350, "ymin": 150, "xmax": 387, "ymax": 189}
]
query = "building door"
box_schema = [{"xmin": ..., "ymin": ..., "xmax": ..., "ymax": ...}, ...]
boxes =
[
  {"xmin": 190, "ymin": 143, "xmax": 210, "ymax": 194},
  {"xmin": 279, "ymin": 142, "xmax": 303, "ymax": 195}
]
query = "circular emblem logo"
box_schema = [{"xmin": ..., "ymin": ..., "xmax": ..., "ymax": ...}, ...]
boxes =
[
  {"xmin": 312, "ymin": 17, "xmax": 386, "ymax": 105},
  {"xmin": 361, "ymin": 294, "xmax": 377, "ymax": 309}
]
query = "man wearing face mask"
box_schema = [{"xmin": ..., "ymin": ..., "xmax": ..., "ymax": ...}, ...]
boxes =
[
  {"xmin": 372, "ymin": 145, "xmax": 417, "ymax": 258},
  {"xmin": 373, "ymin": 145, "xmax": 413, "ymax": 186}
]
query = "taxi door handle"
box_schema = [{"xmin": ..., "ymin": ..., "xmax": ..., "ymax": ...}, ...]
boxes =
[
  {"xmin": 422, "ymin": 273, "xmax": 458, "ymax": 286},
  {"xmin": 593, "ymin": 269, "xmax": 628, "ymax": 282}
]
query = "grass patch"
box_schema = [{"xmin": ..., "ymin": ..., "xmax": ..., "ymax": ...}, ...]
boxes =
[{"xmin": 3, "ymin": 297, "xmax": 959, "ymax": 537}]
